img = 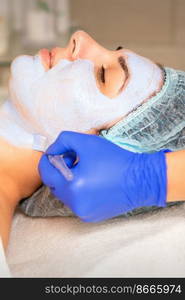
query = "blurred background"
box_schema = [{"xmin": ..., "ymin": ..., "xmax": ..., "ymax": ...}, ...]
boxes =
[{"xmin": 0, "ymin": 0, "xmax": 185, "ymax": 102}]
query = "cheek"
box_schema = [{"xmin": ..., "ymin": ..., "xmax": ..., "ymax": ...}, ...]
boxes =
[
  {"xmin": 34, "ymin": 80, "xmax": 72, "ymax": 122},
  {"xmin": 10, "ymin": 66, "xmax": 39, "ymax": 105},
  {"xmin": 9, "ymin": 77, "xmax": 28, "ymax": 107}
]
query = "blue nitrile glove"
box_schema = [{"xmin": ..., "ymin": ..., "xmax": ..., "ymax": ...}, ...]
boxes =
[{"xmin": 39, "ymin": 131, "xmax": 167, "ymax": 222}]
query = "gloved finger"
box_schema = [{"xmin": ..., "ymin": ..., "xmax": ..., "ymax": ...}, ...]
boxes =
[
  {"xmin": 63, "ymin": 151, "xmax": 77, "ymax": 168},
  {"xmin": 45, "ymin": 131, "xmax": 92, "ymax": 156},
  {"xmin": 38, "ymin": 154, "xmax": 68, "ymax": 188}
]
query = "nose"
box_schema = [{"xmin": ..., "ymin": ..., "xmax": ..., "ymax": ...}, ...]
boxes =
[
  {"xmin": 69, "ymin": 30, "xmax": 107, "ymax": 63},
  {"xmin": 49, "ymin": 31, "xmax": 108, "ymax": 68}
]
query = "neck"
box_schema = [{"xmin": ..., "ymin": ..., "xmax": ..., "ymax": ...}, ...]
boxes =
[
  {"xmin": 0, "ymin": 137, "xmax": 42, "ymax": 207},
  {"xmin": 0, "ymin": 137, "xmax": 42, "ymax": 248}
]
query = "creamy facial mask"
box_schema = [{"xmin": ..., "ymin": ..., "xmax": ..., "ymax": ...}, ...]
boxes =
[{"xmin": 0, "ymin": 52, "xmax": 162, "ymax": 150}]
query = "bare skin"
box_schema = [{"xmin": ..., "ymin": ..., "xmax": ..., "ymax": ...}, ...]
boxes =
[
  {"xmin": 166, "ymin": 150, "xmax": 185, "ymax": 202},
  {"xmin": 0, "ymin": 128, "xmax": 93, "ymax": 249},
  {"xmin": 0, "ymin": 137, "xmax": 42, "ymax": 249}
]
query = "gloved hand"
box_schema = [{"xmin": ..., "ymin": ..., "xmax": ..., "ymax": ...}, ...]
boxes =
[{"xmin": 39, "ymin": 131, "xmax": 167, "ymax": 222}]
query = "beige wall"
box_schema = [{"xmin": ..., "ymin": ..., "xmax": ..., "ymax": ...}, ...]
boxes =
[
  {"xmin": 0, "ymin": 0, "xmax": 185, "ymax": 101},
  {"xmin": 70, "ymin": 0, "xmax": 185, "ymax": 70}
]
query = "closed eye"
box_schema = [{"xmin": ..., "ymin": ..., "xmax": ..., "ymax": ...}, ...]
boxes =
[
  {"xmin": 116, "ymin": 46, "xmax": 123, "ymax": 51},
  {"xmin": 98, "ymin": 46, "xmax": 123, "ymax": 85},
  {"xmin": 98, "ymin": 65, "xmax": 105, "ymax": 84},
  {"xmin": 72, "ymin": 39, "xmax": 76, "ymax": 53}
]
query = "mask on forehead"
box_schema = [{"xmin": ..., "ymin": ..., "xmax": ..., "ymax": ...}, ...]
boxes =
[
  {"xmin": 0, "ymin": 52, "xmax": 162, "ymax": 150},
  {"xmin": 100, "ymin": 67, "xmax": 185, "ymax": 153}
]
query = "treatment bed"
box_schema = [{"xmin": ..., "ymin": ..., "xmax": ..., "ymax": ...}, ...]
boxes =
[{"xmin": 6, "ymin": 202, "xmax": 185, "ymax": 277}]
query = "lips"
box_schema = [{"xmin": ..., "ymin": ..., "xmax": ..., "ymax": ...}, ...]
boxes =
[
  {"xmin": 50, "ymin": 48, "xmax": 59, "ymax": 67},
  {"xmin": 39, "ymin": 49, "xmax": 52, "ymax": 70}
]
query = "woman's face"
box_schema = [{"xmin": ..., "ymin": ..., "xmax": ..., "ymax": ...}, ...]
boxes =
[
  {"xmin": 40, "ymin": 31, "xmax": 129, "ymax": 99},
  {"xmin": 9, "ymin": 31, "xmax": 163, "ymax": 144}
]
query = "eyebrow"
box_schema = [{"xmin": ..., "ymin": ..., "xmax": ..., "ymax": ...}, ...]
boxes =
[{"xmin": 118, "ymin": 56, "xmax": 129, "ymax": 91}]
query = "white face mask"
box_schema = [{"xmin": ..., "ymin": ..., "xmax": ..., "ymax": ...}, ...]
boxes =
[{"xmin": 0, "ymin": 51, "xmax": 162, "ymax": 150}]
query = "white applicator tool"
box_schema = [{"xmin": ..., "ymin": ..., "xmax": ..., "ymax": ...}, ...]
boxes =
[{"xmin": 48, "ymin": 155, "xmax": 74, "ymax": 181}]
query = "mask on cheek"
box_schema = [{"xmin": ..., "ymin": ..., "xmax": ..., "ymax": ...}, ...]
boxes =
[{"xmin": 0, "ymin": 55, "xmax": 162, "ymax": 151}]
